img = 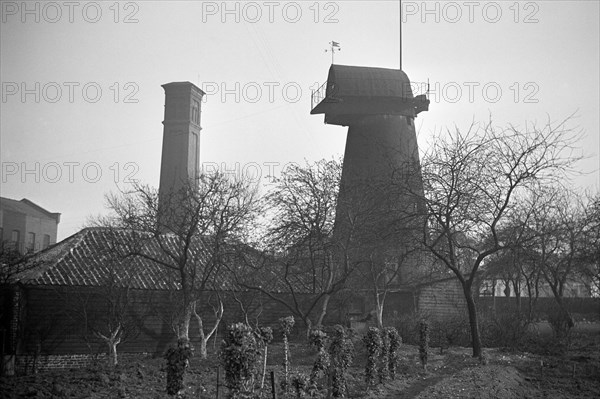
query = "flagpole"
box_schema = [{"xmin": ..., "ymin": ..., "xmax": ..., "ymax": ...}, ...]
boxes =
[
  {"xmin": 399, "ymin": 0, "xmax": 402, "ymax": 70},
  {"xmin": 332, "ymin": 42, "xmax": 335, "ymax": 64},
  {"xmin": 330, "ymin": 41, "xmax": 333, "ymax": 65},
  {"xmin": 326, "ymin": 41, "xmax": 340, "ymax": 64}
]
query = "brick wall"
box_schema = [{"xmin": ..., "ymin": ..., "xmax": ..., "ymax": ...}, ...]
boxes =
[
  {"xmin": 13, "ymin": 352, "xmax": 151, "ymax": 375},
  {"xmin": 10, "ymin": 287, "xmax": 352, "ymax": 359},
  {"xmin": 417, "ymin": 278, "xmax": 466, "ymax": 320},
  {"xmin": 7, "ymin": 284, "xmax": 423, "ymax": 374},
  {"xmin": 476, "ymin": 296, "xmax": 600, "ymax": 320}
]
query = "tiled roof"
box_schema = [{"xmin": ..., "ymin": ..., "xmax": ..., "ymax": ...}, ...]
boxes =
[
  {"xmin": 15, "ymin": 227, "xmax": 219, "ymax": 290},
  {"xmin": 14, "ymin": 227, "xmax": 318, "ymax": 294}
]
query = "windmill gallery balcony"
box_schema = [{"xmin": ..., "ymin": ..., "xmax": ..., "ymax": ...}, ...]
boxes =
[{"xmin": 310, "ymin": 64, "xmax": 430, "ymax": 127}]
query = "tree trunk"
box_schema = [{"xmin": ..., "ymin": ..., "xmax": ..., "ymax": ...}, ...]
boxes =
[
  {"xmin": 192, "ymin": 298, "xmax": 224, "ymax": 359},
  {"xmin": 260, "ymin": 345, "xmax": 268, "ymax": 389},
  {"xmin": 526, "ymin": 278, "xmax": 534, "ymax": 322},
  {"xmin": 491, "ymin": 279, "xmax": 496, "ymax": 315},
  {"xmin": 316, "ymin": 294, "xmax": 331, "ymax": 327},
  {"xmin": 109, "ymin": 341, "xmax": 119, "ymax": 367},
  {"xmin": 304, "ymin": 318, "xmax": 313, "ymax": 340},
  {"xmin": 199, "ymin": 337, "xmax": 208, "ymax": 359},
  {"xmin": 550, "ymin": 290, "xmax": 575, "ymax": 331},
  {"xmin": 462, "ymin": 283, "xmax": 482, "ymax": 358},
  {"xmin": 95, "ymin": 328, "xmax": 121, "ymax": 368},
  {"xmin": 375, "ymin": 293, "xmax": 384, "ymax": 329},
  {"xmin": 178, "ymin": 302, "xmax": 193, "ymax": 342}
]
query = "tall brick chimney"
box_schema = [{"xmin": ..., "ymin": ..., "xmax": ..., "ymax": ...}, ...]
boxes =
[{"xmin": 158, "ymin": 82, "xmax": 205, "ymax": 231}]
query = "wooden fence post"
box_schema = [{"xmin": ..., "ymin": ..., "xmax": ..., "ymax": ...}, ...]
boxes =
[
  {"xmin": 216, "ymin": 366, "xmax": 220, "ymax": 399},
  {"xmin": 270, "ymin": 370, "xmax": 277, "ymax": 399}
]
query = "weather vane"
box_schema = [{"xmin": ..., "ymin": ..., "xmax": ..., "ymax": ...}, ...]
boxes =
[{"xmin": 325, "ymin": 41, "xmax": 341, "ymax": 64}]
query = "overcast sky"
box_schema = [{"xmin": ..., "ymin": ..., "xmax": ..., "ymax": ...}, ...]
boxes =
[{"xmin": 1, "ymin": 0, "xmax": 599, "ymax": 240}]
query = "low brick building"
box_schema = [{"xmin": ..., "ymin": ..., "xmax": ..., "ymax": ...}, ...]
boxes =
[
  {"xmin": 2, "ymin": 227, "xmax": 455, "ymax": 374},
  {"xmin": 2, "ymin": 227, "xmax": 358, "ymax": 374}
]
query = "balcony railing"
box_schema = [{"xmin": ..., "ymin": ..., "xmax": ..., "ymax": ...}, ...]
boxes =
[
  {"xmin": 409, "ymin": 81, "xmax": 430, "ymax": 98},
  {"xmin": 311, "ymin": 81, "xmax": 327, "ymax": 112}
]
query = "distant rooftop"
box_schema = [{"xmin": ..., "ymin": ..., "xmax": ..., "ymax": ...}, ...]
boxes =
[{"xmin": 0, "ymin": 197, "xmax": 61, "ymax": 223}]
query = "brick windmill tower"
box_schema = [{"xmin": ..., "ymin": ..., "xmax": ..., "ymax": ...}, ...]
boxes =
[{"xmin": 310, "ymin": 31, "xmax": 429, "ymax": 286}]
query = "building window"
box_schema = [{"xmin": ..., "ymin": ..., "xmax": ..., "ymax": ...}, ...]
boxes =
[
  {"xmin": 10, "ymin": 230, "xmax": 20, "ymax": 251},
  {"xmin": 27, "ymin": 232, "xmax": 36, "ymax": 252},
  {"xmin": 43, "ymin": 234, "xmax": 51, "ymax": 249},
  {"xmin": 11, "ymin": 230, "xmax": 20, "ymax": 244},
  {"xmin": 191, "ymin": 100, "xmax": 200, "ymax": 124}
]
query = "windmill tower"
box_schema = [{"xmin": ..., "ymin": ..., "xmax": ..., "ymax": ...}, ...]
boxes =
[{"xmin": 310, "ymin": 63, "xmax": 429, "ymax": 284}]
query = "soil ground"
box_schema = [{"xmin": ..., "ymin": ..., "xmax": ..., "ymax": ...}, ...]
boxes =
[{"xmin": 1, "ymin": 329, "xmax": 599, "ymax": 398}]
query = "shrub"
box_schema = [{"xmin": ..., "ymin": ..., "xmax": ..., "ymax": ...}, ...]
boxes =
[
  {"xmin": 164, "ymin": 338, "xmax": 193, "ymax": 396},
  {"xmin": 362, "ymin": 327, "xmax": 381, "ymax": 387},
  {"xmin": 547, "ymin": 306, "xmax": 575, "ymax": 340},
  {"xmin": 392, "ymin": 311, "xmax": 429, "ymax": 345},
  {"xmin": 308, "ymin": 328, "xmax": 330, "ymax": 393},
  {"xmin": 479, "ymin": 312, "xmax": 531, "ymax": 349},
  {"xmin": 378, "ymin": 328, "xmax": 390, "ymax": 382},
  {"xmin": 328, "ymin": 325, "xmax": 354, "ymax": 398},
  {"xmin": 291, "ymin": 372, "xmax": 309, "ymax": 398},
  {"xmin": 386, "ymin": 327, "xmax": 402, "ymax": 379},
  {"xmin": 220, "ymin": 323, "xmax": 260, "ymax": 398},
  {"xmin": 430, "ymin": 317, "xmax": 471, "ymax": 349}
]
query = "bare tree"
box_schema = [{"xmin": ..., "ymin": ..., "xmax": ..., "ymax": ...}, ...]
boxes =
[
  {"xmin": 516, "ymin": 187, "xmax": 596, "ymax": 332},
  {"xmin": 0, "ymin": 241, "xmax": 41, "ymax": 285},
  {"xmin": 95, "ymin": 171, "xmax": 261, "ymax": 358},
  {"xmin": 61, "ymin": 255, "xmax": 140, "ymax": 368},
  {"xmin": 419, "ymin": 115, "xmax": 582, "ymax": 357},
  {"xmin": 191, "ymin": 291, "xmax": 223, "ymax": 359},
  {"xmin": 581, "ymin": 192, "xmax": 600, "ymax": 295},
  {"xmin": 358, "ymin": 244, "xmax": 423, "ymax": 329},
  {"xmin": 236, "ymin": 160, "xmax": 350, "ymax": 333}
]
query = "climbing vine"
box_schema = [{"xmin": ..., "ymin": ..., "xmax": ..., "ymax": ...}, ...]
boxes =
[
  {"xmin": 308, "ymin": 328, "xmax": 330, "ymax": 394},
  {"xmin": 386, "ymin": 327, "xmax": 402, "ymax": 379},
  {"xmin": 220, "ymin": 323, "xmax": 260, "ymax": 398},
  {"xmin": 378, "ymin": 327, "xmax": 390, "ymax": 382},
  {"xmin": 164, "ymin": 338, "xmax": 193, "ymax": 396},
  {"xmin": 419, "ymin": 320, "xmax": 430, "ymax": 371},
  {"xmin": 328, "ymin": 325, "xmax": 354, "ymax": 398},
  {"xmin": 362, "ymin": 327, "xmax": 381, "ymax": 387}
]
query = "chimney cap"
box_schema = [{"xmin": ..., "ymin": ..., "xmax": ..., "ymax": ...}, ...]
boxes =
[{"xmin": 162, "ymin": 81, "xmax": 205, "ymax": 96}]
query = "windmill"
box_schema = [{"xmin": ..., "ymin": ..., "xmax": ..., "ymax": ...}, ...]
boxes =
[{"xmin": 310, "ymin": 3, "xmax": 429, "ymax": 285}]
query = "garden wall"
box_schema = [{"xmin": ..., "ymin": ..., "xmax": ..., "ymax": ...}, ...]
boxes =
[{"xmin": 476, "ymin": 296, "xmax": 600, "ymax": 320}]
